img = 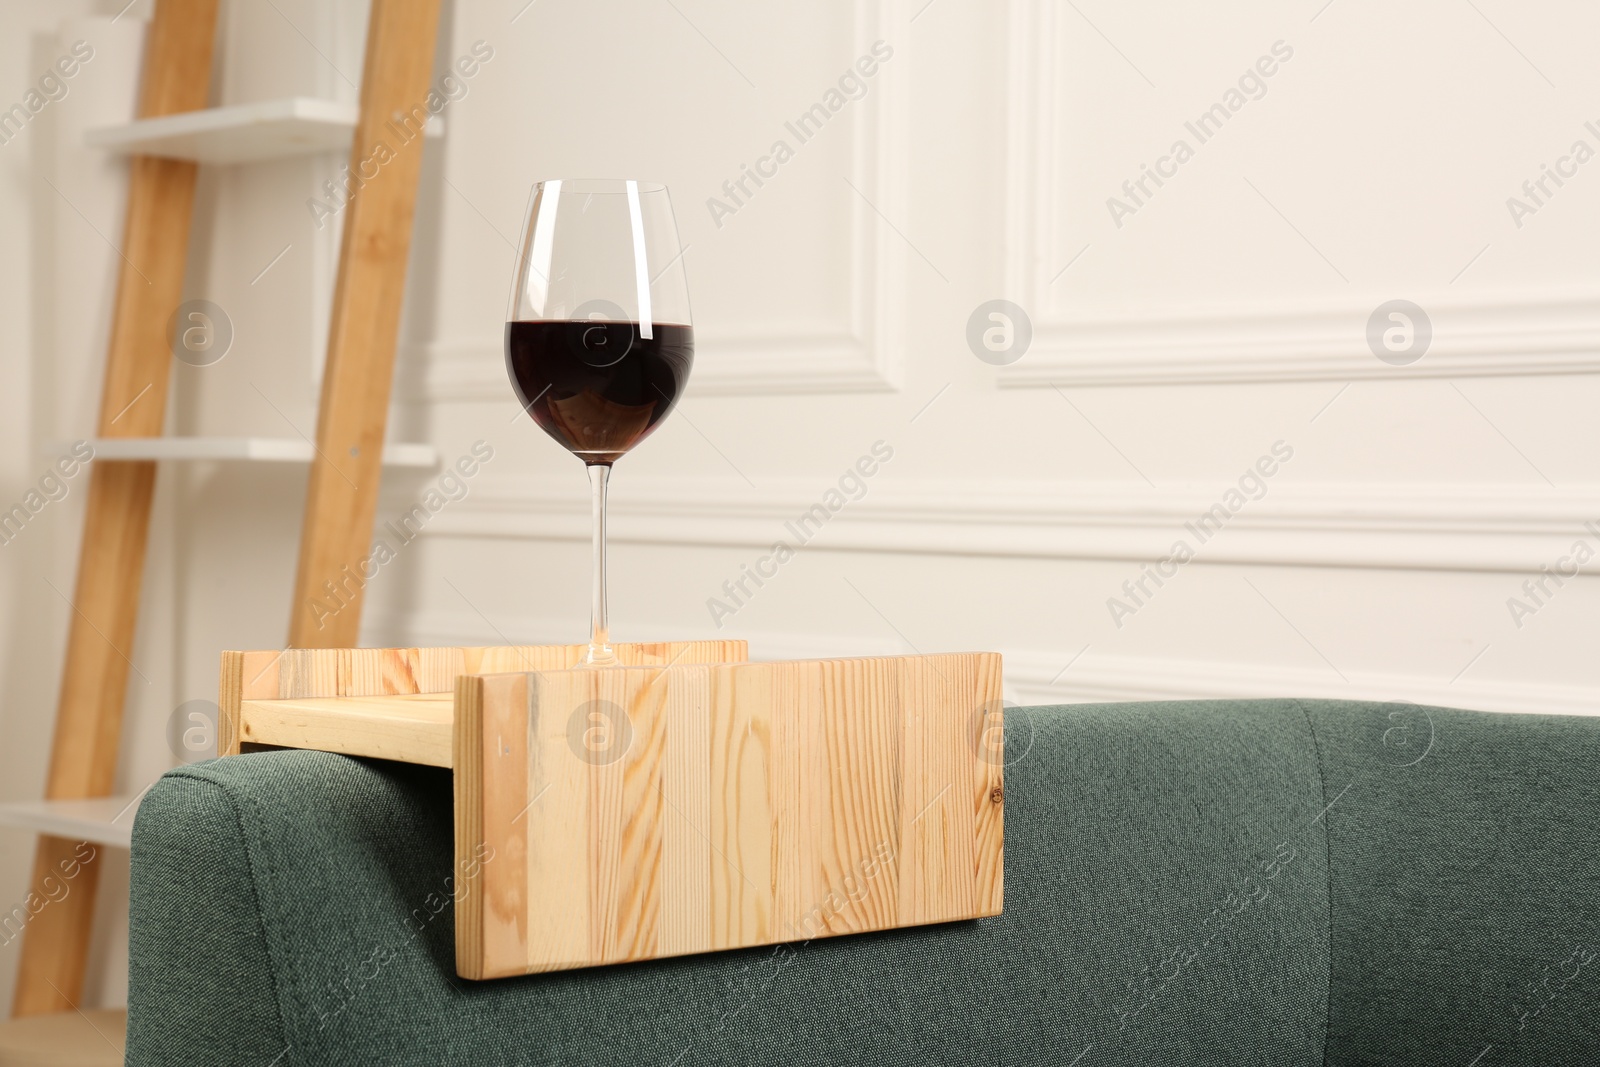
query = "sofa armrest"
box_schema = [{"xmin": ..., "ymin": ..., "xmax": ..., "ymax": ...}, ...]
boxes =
[{"xmin": 127, "ymin": 770, "xmax": 292, "ymax": 1065}]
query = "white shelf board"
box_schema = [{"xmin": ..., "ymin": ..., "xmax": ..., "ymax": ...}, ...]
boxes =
[
  {"xmin": 85, "ymin": 97, "xmax": 442, "ymax": 165},
  {"xmin": 84, "ymin": 437, "xmax": 438, "ymax": 468},
  {"xmin": 0, "ymin": 796, "xmax": 143, "ymax": 849}
]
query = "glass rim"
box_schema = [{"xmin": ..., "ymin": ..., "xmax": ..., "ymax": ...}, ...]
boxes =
[{"xmin": 533, "ymin": 178, "xmax": 670, "ymax": 195}]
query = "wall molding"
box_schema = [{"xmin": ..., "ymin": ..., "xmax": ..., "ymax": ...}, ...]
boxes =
[
  {"xmin": 417, "ymin": 475, "xmax": 1600, "ymax": 574},
  {"xmin": 371, "ymin": 610, "xmax": 1598, "ymax": 719},
  {"xmin": 997, "ymin": 295, "xmax": 1600, "ymax": 388},
  {"xmin": 407, "ymin": 0, "xmax": 907, "ymax": 400},
  {"xmin": 1000, "ymin": 2, "xmax": 1600, "ymax": 388}
]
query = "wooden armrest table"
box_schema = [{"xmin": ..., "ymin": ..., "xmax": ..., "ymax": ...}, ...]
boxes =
[{"xmin": 218, "ymin": 642, "xmax": 1004, "ymax": 978}]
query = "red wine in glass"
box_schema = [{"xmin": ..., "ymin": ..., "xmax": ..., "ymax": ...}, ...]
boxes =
[
  {"xmin": 505, "ymin": 320, "xmax": 694, "ymax": 465},
  {"xmin": 505, "ymin": 179, "xmax": 694, "ymax": 665}
]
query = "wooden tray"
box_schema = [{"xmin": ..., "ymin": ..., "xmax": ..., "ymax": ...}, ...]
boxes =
[{"xmin": 218, "ymin": 643, "xmax": 1004, "ymax": 977}]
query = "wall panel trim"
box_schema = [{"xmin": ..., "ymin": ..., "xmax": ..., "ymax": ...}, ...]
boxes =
[{"xmin": 416, "ymin": 475, "xmax": 1600, "ymax": 574}]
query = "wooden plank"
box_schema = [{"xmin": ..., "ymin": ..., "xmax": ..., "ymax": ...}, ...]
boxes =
[
  {"xmin": 811, "ymin": 657, "xmax": 899, "ymax": 937},
  {"xmin": 483, "ymin": 673, "xmax": 532, "ymax": 977},
  {"xmin": 12, "ymin": 0, "xmax": 221, "ymax": 1017},
  {"xmin": 286, "ymin": 0, "xmax": 444, "ymax": 649},
  {"xmin": 217, "ymin": 651, "xmax": 244, "ymax": 761},
  {"xmin": 972, "ymin": 656, "xmax": 1006, "ymax": 916},
  {"xmin": 659, "ymin": 667, "xmax": 712, "ymax": 956},
  {"xmin": 710, "ymin": 662, "xmax": 772, "ymax": 950},
  {"xmin": 221, "ymin": 641, "xmax": 747, "ymax": 759},
  {"xmin": 898, "ymin": 655, "xmax": 975, "ymax": 924},
  {"xmin": 521, "ymin": 672, "xmax": 595, "ymax": 970},
  {"xmin": 454, "ymin": 653, "xmax": 1004, "ymax": 979},
  {"xmin": 240, "ymin": 693, "xmax": 454, "ymax": 766},
  {"xmin": 769, "ymin": 660, "xmax": 815, "ymax": 942},
  {"xmin": 452, "ymin": 676, "xmax": 487, "ymax": 980}
]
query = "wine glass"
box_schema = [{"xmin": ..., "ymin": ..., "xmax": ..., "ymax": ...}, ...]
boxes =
[{"xmin": 505, "ymin": 179, "xmax": 694, "ymax": 666}]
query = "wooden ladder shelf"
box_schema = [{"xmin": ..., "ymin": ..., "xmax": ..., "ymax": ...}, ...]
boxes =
[{"xmin": 9, "ymin": 0, "xmax": 445, "ymax": 1022}]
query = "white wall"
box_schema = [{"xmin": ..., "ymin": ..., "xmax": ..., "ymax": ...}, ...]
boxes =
[
  {"xmin": 390, "ymin": 0, "xmax": 1600, "ymax": 718},
  {"xmin": 3, "ymin": 0, "xmax": 1598, "ymax": 1009}
]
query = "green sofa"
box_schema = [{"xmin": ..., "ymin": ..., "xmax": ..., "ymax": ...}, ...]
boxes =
[{"xmin": 125, "ymin": 699, "xmax": 1600, "ymax": 1065}]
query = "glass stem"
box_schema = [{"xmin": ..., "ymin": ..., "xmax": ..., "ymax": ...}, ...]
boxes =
[{"xmin": 585, "ymin": 462, "xmax": 617, "ymax": 666}]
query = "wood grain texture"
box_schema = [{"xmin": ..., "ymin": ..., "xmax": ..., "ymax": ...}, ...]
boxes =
[
  {"xmin": 12, "ymin": 0, "xmax": 221, "ymax": 1017},
  {"xmin": 219, "ymin": 642, "xmax": 747, "ymax": 757},
  {"xmin": 240, "ymin": 693, "xmax": 454, "ymax": 766},
  {"xmin": 287, "ymin": 0, "xmax": 444, "ymax": 648},
  {"xmin": 454, "ymin": 653, "xmax": 1004, "ymax": 978}
]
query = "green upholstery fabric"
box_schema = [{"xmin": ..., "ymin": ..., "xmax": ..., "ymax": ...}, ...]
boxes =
[
  {"xmin": 124, "ymin": 700, "xmax": 1600, "ymax": 1065},
  {"xmin": 1301, "ymin": 701, "xmax": 1600, "ymax": 1064}
]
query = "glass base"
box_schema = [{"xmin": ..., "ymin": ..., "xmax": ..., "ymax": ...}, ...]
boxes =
[{"xmin": 583, "ymin": 641, "xmax": 618, "ymax": 667}]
